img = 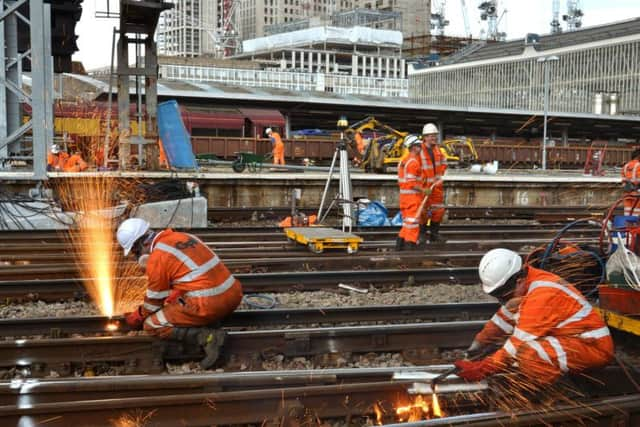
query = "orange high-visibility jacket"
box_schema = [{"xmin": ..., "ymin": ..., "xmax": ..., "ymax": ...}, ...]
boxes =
[
  {"xmin": 47, "ymin": 152, "xmax": 69, "ymax": 170},
  {"xmin": 270, "ymin": 132, "xmax": 284, "ymax": 151},
  {"xmin": 485, "ymin": 266, "xmax": 612, "ymax": 370},
  {"xmin": 398, "ymin": 152, "xmax": 423, "ymax": 196},
  {"xmin": 419, "ymin": 142, "xmax": 447, "ymax": 189},
  {"xmin": 141, "ymin": 229, "xmax": 241, "ymax": 315},
  {"xmin": 63, "ymin": 154, "xmax": 88, "ymax": 172},
  {"xmin": 622, "ymin": 159, "xmax": 640, "ymax": 185}
]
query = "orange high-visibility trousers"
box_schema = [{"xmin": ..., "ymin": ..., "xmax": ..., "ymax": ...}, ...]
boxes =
[
  {"xmin": 420, "ymin": 184, "xmax": 445, "ymax": 223},
  {"xmin": 513, "ymin": 334, "xmax": 614, "ymax": 386},
  {"xmin": 399, "ymin": 194, "xmax": 422, "ymax": 243},
  {"xmin": 143, "ymin": 281, "xmax": 243, "ymax": 338},
  {"xmin": 273, "ymin": 142, "xmax": 285, "ymax": 165}
]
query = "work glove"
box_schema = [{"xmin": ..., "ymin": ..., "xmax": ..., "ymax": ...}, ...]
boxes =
[
  {"xmin": 165, "ymin": 289, "xmax": 185, "ymax": 305},
  {"xmin": 454, "ymin": 358, "xmax": 499, "ymax": 382},
  {"xmin": 422, "ymin": 188, "xmax": 432, "ymax": 196},
  {"xmin": 623, "ymin": 181, "xmax": 637, "ymax": 192},
  {"xmin": 125, "ymin": 307, "xmax": 145, "ymax": 329},
  {"xmin": 466, "ymin": 340, "xmax": 485, "ymax": 357}
]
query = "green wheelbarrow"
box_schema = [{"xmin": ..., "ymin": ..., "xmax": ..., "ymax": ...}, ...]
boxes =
[{"xmin": 231, "ymin": 151, "xmax": 272, "ymax": 173}]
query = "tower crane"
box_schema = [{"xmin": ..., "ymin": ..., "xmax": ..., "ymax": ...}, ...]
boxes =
[
  {"xmin": 551, "ymin": 0, "xmax": 562, "ymax": 34},
  {"xmin": 479, "ymin": 0, "xmax": 506, "ymax": 41},
  {"xmin": 431, "ymin": 0, "xmax": 450, "ymax": 36},
  {"xmin": 460, "ymin": 0, "xmax": 471, "ymax": 37},
  {"xmin": 563, "ymin": 0, "xmax": 583, "ymax": 31}
]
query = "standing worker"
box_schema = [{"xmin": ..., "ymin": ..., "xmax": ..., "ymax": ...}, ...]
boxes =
[
  {"xmin": 354, "ymin": 131, "xmax": 365, "ymax": 155},
  {"xmin": 47, "ymin": 144, "xmax": 69, "ymax": 171},
  {"xmin": 419, "ymin": 123, "xmax": 447, "ymax": 244},
  {"xmin": 117, "ymin": 218, "xmax": 243, "ymax": 368},
  {"xmin": 266, "ymin": 127, "xmax": 285, "ymax": 166},
  {"xmin": 396, "ymin": 135, "xmax": 427, "ymax": 251},
  {"xmin": 621, "ymin": 148, "xmax": 640, "ymax": 216},
  {"xmin": 454, "ymin": 248, "xmax": 613, "ymax": 386}
]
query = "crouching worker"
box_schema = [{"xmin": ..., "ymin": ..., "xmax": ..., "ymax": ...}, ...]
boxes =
[
  {"xmin": 117, "ymin": 218, "xmax": 243, "ymax": 368},
  {"xmin": 455, "ymin": 248, "xmax": 613, "ymax": 387}
]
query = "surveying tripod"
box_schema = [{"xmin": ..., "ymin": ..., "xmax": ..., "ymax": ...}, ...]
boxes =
[{"xmin": 317, "ymin": 141, "xmax": 354, "ymax": 233}]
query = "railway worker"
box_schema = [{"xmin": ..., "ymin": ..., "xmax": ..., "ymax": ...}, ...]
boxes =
[
  {"xmin": 63, "ymin": 150, "xmax": 89, "ymax": 172},
  {"xmin": 454, "ymin": 248, "xmax": 614, "ymax": 387},
  {"xmin": 47, "ymin": 144, "xmax": 70, "ymax": 171},
  {"xmin": 117, "ymin": 218, "xmax": 243, "ymax": 369},
  {"xmin": 396, "ymin": 135, "xmax": 427, "ymax": 251},
  {"xmin": 621, "ymin": 148, "xmax": 640, "ymax": 216},
  {"xmin": 419, "ymin": 123, "xmax": 447, "ymax": 245},
  {"xmin": 266, "ymin": 127, "xmax": 285, "ymax": 166},
  {"xmin": 355, "ymin": 131, "xmax": 365, "ymax": 155}
]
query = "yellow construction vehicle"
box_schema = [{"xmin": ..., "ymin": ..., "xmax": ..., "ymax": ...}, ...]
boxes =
[{"xmin": 345, "ymin": 116, "xmax": 478, "ymax": 173}]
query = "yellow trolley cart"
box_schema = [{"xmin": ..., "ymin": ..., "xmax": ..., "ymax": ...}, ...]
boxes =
[{"xmin": 285, "ymin": 227, "xmax": 363, "ymax": 254}]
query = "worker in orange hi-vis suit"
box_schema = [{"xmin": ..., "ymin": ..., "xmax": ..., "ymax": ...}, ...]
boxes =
[
  {"xmin": 454, "ymin": 248, "xmax": 614, "ymax": 387},
  {"xmin": 396, "ymin": 135, "xmax": 427, "ymax": 251},
  {"xmin": 419, "ymin": 123, "xmax": 447, "ymax": 244},
  {"xmin": 47, "ymin": 144, "xmax": 70, "ymax": 171},
  {"xmin": 355, "ymin": 131, "xmax": 365, "ymax": 155},
  {"xmin": 63, "ymin": 150, "xmax": 89, "ymax": 172},
  {"xmin": 621, "ymin": 148, "xmax": 640, "ymax": 216},
  {"xmin": 266, "ymin": 127, "xmax": 285, "ymax": 165},
  {"xmin": 116, "ymin": 218, "xmax": 243, "ymax": 369}
]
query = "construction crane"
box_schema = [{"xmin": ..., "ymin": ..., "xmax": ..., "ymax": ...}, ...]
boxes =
[
  {"xmin": 478, "ymin": 0, "xmax": 506, "ymax": 41},
  {"xmin": 460, "ymin": 0, "xmax": 471, "ymax": 37},
  {"xmin": 551, "ymin": 0, "xmax": 562, "ymax": 34},
  {"xmin": 563, "ymin": 0, "xmax": 583, "ymax": 31},
  {"xmin": 431, "ymin": 0, "xmax": 450, "ymax": 36}
]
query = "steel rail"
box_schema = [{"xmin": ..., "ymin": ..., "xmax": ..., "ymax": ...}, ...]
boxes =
[
  {"xmin": 382, "ymin": 393, "xmax": 640, "ymax": 427},
  {"xmin": 0, "ymin": 266, "xmax": 481, "ymax": 301},
  {"xmin": 0, "ymin": 303, "xmax": 499, "ymax": 337},
  {"xmin": 0, "ymin": 321, "xmax": 485, "ymax": 375}
]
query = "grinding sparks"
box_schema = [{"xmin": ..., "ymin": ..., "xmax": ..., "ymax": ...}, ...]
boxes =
[
  {"xmin": 396, "ymin": 395, "xmax": 430, "ymax": 422},
  {"xmin": 432, "ymin": 393, "xmax": 443, "ymax": 417}
]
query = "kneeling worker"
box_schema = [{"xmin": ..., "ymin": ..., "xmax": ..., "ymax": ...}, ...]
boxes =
[
  {"xmin": 117, "ymin": 218, "xmax": 243, "ymax": 368},
  {"xmin": 455, "ymin": 248, "xmax": 613, "ymax": 386}
]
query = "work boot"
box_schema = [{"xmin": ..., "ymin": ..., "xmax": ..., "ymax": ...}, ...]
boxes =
[
  {"xmin": 429, "ymin": 222, "xmax": 447, "ymax": 244},
  {"xmin": 395, "ymin": 237, "xmax": 405, "ymax": 251},
  {"xmin": 418, "ymin": 224, "xmax": 429, "ymax": 247},
  {"xmin": 198, "ymin": 328, "xmax": 227, "ymax": 369},
  {"xmin": 405, "ymin": 241, "xmax": 419, "ymax": 251}
]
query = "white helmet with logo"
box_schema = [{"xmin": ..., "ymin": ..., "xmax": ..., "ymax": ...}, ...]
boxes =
[
  {"xmin": 117, "ymin": 218, "xmax": 150, "ymax": 256},
  {"xmin": 478, "ymin": 248, "xmax": 522, "ymax": 294},
  {"xmin": 265, "ymin": 128, "xmax": 273, "ymax": 135},
  {"xmin": 422, "ymin": 123, "xmax": 439, "ymax": 136},
  {"xmin": 51, "ymin": 144, "xmax": 61, "ymax": 154},
  {"xmin": 403, "ymin": 134, "xmax": 421, "ymax": 149}
]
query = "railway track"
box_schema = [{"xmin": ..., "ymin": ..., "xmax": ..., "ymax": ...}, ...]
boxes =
[{"xmin": 0, "ymin": 303, "xmax": 499, "ymax": 337}]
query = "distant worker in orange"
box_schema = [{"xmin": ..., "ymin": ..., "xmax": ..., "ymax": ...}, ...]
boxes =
[
  {"xmin": 396, "ymin": 135, "xmax": 428, "ymax": 251},
  {"xmin": 47, "ymin": 144, "xmax": 69, "ymax": 171},
  {"xmin": 454, "ymin": 248, "xmax": 614, "ymax": 386},
  {"xmin": 354, "ymin": 131, "xmax": 365, "ymax": 155},
  {"xmin": 621, "ymin": 148, "xmax": 640, "ymax": 216},
  {"xmin": 117, "ymin": 218, "xmax": 243, "ymax": 368},
  {"xmin": 419, "ymin": 123, "xmax": 447, "ymax": 244},
  {"xmin": 64, "ymin": 150, "xmax": 89, "ymax": 172},
  {"xmin": 266, "ymin": 127, "xmax": 285, "ymax": 166}
]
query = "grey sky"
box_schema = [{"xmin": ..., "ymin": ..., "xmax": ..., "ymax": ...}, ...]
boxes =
[{"xmin": 73, "ymin": 0, "xmax": 640, "ymax": 70}]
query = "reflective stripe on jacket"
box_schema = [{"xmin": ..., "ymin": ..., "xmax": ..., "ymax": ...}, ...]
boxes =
[
  {"xmin": 420, "ymin": 142, "xmax": 447, "ymax": 188},
  {"xmin": 398, "ymin": 152, "xmax": 422, "ymax": 195},
  {"xmin": 489, "ymin": 266, "xmax": 611, "ymax": 372},
  {"xmin": 141, "ymin": 229, "xmax": 239, "ymax": 314}
]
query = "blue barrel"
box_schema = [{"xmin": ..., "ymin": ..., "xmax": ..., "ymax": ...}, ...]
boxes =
[
  {"xmin": 611, "ymin": 215, "xmax": 639, "ymax": 251},
  {"xmin": 157, "ymin": 100, "xmax": 198, "ymax": 169}
]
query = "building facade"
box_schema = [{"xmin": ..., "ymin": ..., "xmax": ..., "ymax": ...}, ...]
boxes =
[{"xmin": 158, "ymin": 0, "xmax": 219, "ymax": 56}]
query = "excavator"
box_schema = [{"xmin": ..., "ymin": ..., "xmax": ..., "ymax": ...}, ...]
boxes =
[{"xmin": 345, "ymin": 116, "xmax": 478, "ymax": 173}]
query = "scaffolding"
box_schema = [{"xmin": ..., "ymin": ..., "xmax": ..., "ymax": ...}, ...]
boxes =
[
  {"xmin": 409, "ymin": 30, "xmax": 640, "ymax": 116},
  {"xmin": 331, "ymin": 9, "xmax": 402, "ymax": 31}
]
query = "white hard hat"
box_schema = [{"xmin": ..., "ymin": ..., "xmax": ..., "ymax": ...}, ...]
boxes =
[
  {"xmin": 403, "ymin": 135, "xmax": 421, "ymax": 149},
  {"xmin": 116, "ymin": 218, "xmax": 150, "ymax": 256},
  {"xmin": 422, "ymin": 123, "xmax": 439, "ymax": 135},
  {"xmin": 51, "ymin": 144, "xmax": 60, "ymax": 154},
  {"xmin": 265, "ymin": 128, "xmax": 273, "ymax": 134},
  {"xmin": 478, "ymin": 248, "xmax": 522, "ymax": 294}
]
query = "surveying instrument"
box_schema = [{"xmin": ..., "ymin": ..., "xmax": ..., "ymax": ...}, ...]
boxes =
[
  {"xmin": 283, "ymin": 115, "xmax": 362, "ymax": 254},
  {"xmin": 317, "ymin": 115, "xmax": 354, "ymax": 232}
]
